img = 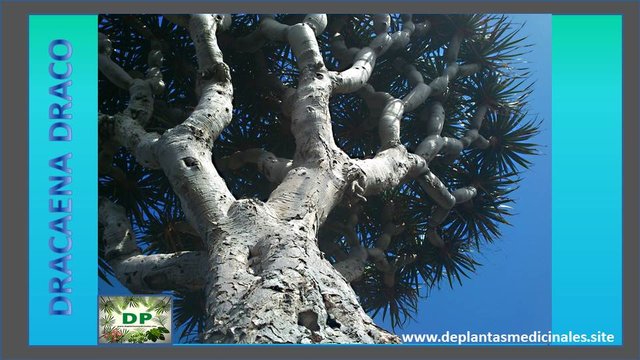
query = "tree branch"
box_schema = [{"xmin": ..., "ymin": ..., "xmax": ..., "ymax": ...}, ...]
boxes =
[
  {"xmin": 414, "ymin": 102, "xmax": 446, "ymax": 162},
  {"xmin": 154, "ymin": 14, "xmax": 236, "ymax": 236},
  {"xmin": 331, "ymin": 14, "xmax": 431, "ymax": 94},
  {"xmin": 343, "ymin": 65, "xmax": 467, "ymax": 202},
  {"xmin": 329, "ymin": 32, "xmax": 360, "ymax": 70},
  {"xmin": 99, "ymin": 113, "xmax": 160, "ymax": 168},
  {"xmin": 441, "ymin": 104, "xmax": 490, "ymax": 159},
  {"xmin": 177, "ymin": 14, "xmax": 234, "ymax": 146},
  {"xmin": 350, "ymin": 27, "xmax": 485, "ymax": 244},
  {"xmin": 359, "ymin": 29, "xmax": 487, "ymax": 243},
  {"xmin": 219, "ymin": 148, "xmax": 293, "ymax": 184},
  {"xmin": 332, "ymin": 202, "xmax": 408, "ymax": 286},
  {"xmin": 353, "ymin": 146, "xmax": 427, "ymax": 196},
  {"xmin": 100, "ymin": 15, "xmax": 237, "ymax": 238},
  {"xmin": 98, "ymin": 33, "xmax": 133, "ymax": 90},
  {"xmin": 330, "ymin": 32, "xmax": 392, "ymax": 93},
  {"xmin": 99, "ymin": 198, "xmax": 207, "ymax": 293},
  {"xmin": 329, "ymin": 205, "xmax": 368, "ymax": 282},
  {"xmin": 234, "ymin": 15, "xmax": 292, "ymax": 52},
  {"xmin": 98, "ymin": 32, "xmax": 163, "ymax": 168},
  {"xmin": 262, "ymin": 15, "xmax": 361, "ymax": 230},
  {"xmin": 239, "ymin": 15, "xmax": 338, "ymax": 166}
]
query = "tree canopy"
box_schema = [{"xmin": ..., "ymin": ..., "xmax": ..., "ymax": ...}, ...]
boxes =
[{"xmin": 98, "ymin": 14, "xmax": 539, "ymax": 342}]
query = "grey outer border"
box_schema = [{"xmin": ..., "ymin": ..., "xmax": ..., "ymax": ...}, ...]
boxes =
[{"xmin": 2, "ymin": 1, "xmax": 638, "ymax": 359}]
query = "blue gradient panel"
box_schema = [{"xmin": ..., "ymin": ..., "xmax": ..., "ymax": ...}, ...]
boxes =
[
  {"xmin": 551, "ymin": 15, "xmax": 622, "ymax": 345},
  {"xmin": 29, "ymin": 15, "xmax": 97, "ymax": 345}
]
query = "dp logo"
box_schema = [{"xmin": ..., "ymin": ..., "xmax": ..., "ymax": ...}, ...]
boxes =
[
  {"xmin": 99, "ymin": 296, "xmax": 172, "ymax": 344},
  {"xmin": 123, "ymin": 312, "xmax": 153, "ymax": 324}
]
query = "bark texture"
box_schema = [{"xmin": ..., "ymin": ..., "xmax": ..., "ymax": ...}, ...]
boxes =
[{"xmin": 202, "ymin": 200, "xmax": 398, "ymax": 343}]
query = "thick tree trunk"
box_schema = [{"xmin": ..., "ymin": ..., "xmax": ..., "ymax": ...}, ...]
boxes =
[{"xmin": 202, "ymin": 199, "xmax": 400, "ymax": 344}]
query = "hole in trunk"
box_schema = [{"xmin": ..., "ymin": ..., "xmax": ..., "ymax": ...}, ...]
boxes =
[
  {"xmin": 298, "ymin": 310, "xmax": 320, "ymax": 331},
  {"xmin": 326, "ymin": 314, "xmax": 341, "ymax": 329},
  {"xmin": 182, "ymin": 157, "xmax": 199, "ymax": 168}
]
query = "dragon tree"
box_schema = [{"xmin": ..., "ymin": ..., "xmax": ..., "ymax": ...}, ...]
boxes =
[{"xmin": 98, "ymin": 13, "xmax": 539, "ymax": 344}]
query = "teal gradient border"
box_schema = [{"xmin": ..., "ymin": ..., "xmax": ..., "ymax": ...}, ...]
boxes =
[
  {"xmin": 28, "ymin": 15, "xmax": 98, "ymax": 345},
  {"xmin": 551, "ymin": 15, "xmax": 622, "ymax": 345}
]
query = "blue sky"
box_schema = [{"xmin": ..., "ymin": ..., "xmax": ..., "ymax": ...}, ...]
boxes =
[
  {"xmin": 376, "ymin": 14, "xmax": 553, "ymax": 336},
  {"xmin": 100, "ymin": 13, "xmax": 554, "ymax": 340}
]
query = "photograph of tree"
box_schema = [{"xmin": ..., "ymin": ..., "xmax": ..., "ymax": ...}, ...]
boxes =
[{"xmin": 98, "ymin": 14, "xmax": 543, "ymax": 344}]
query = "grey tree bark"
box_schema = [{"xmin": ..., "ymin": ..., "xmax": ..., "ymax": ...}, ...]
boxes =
[{"xmin": 98, "ymin": 14, "xmax": 490, "ymax": 344}]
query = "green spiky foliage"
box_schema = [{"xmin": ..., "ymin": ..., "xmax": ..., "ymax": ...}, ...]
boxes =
[
  {"xmin": 99, "ymin": 297, "xmax": 118, "ymax": 315},
  {"xmin": 99, "ymin": 14, "xmax": 539, "ymax": 341},
  {"xmin": 172, "ymin": 290, "xmax": 207, "ymax": 342}
]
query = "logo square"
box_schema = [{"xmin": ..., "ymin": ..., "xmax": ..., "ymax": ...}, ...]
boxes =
[{"xmin": 98, "ymin": 296, "xmax": 172, "ymax": 344}]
